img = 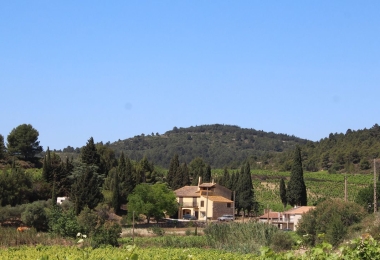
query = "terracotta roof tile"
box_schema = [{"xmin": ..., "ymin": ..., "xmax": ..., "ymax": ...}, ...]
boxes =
[
  {"xmin": 284, "ymin": 206, "xmax": 315, "ymax": 215},
  {"xmin": 259, "ymin": 212, "xmax": 282, "ymax": 219},
  {"xmin": 174, "ymin": 186, "xmax": 200, "ymax": 197},
  {"xmin": 199, "ymin": 183, "xmax": 216, "ymax": 188},
  {"xmin": 207, "ymin": 196, "xmax": 233, "ymax": 203}
]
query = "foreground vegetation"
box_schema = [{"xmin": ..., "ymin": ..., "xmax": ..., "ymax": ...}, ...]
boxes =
[{"xmin": 1, "ymin": 236, "xmax": 380, "ymax": 259}]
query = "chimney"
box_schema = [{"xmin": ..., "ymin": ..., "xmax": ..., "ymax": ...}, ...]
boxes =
[{"xmin": 198, "ymin": 176, "xmax": 202, "ymax": 187}]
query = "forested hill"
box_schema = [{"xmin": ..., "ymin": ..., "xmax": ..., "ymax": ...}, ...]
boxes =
[
  {"xmin": 105, "ymin": 124, "xmax": 308, "ymax": 168},
  {"xmin": 276, "ymin": 124, "xmax": 380, "ymax": 173}
]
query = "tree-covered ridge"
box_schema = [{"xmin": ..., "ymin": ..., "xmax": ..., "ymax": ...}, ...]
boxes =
[
  {"xmin": 107, "ymin": 124, "xmax": 308, "ymax": 169},
  {"xmin": 276, "ymin": 124, "xmax": 380, "ymax": 173}
]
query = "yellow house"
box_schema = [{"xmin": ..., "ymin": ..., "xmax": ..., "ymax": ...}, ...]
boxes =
[{"xmin": 174, "ymin": 178, "xmax": 234, "ymax": 220}]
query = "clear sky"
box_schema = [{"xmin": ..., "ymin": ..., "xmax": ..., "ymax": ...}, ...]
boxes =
[{"xmin": 1, "ymin": 1, "xmax": 379, "ymax": 150}]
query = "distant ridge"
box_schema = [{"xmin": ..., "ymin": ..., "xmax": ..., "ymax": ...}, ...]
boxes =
[{"xmin": 107, "ymin": 124, "xmax": 308, "ymax": 168}]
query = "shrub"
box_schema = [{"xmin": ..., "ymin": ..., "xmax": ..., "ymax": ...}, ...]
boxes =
[
  {"xmin": 21, "ymin": 200, "xmax": 49, "ymax": 231},
  {"xmin": 48, "ymin": 206, "xmax": 81, "ymax": 238},
  {"xmin": 91, "ymin": 221, "xmax": 121, "ymax": 248},
  {"xmin": 77, "ymin": 206, "xmax": 99, "ymax": 235},
  {"xmin": 270, "ymin": 231, "xmax": 294, "ymax": 252},
  {"xmin": 297, "ymin": 199, "xmax": 367, "ymax": 246},
  {"xmin": 150, "ymin": 226, "xmax": 165, "ymax": 236}
]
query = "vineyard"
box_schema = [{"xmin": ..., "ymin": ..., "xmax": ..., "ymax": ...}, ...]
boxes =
[
  {"xmin": 218, "ymin": 170, "xmax": 374, "ymax": 212},
  {"xmin": 2, "ymin": 237, "xmax": 380, "ymax": 259}
]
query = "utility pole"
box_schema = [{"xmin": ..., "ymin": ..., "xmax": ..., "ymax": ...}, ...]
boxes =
[
  {"xmin": 375, "ymin": 159, "xmax": 377, "ymax": 213},
  {"xmin": 205, "ymin": 188, "xmax": 209, "ymax": 224},
  {"xmin": 233, "ymin": 190, "xmax": 235, "ymax": 220},
  {"xmin": 344, "ymin": 172, "xmax": 347, "ymax": 202}
]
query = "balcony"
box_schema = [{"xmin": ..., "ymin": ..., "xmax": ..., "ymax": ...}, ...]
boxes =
[{"xmin": 180, "ymin": 202, "xmax": 199, "ymax": 208}]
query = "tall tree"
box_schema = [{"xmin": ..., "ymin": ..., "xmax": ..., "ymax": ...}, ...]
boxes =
[
  {"xmin": 189, "ymin": 157, "xmax": 206, "ymax": 185},
  {"xmin": 204, "ymin": 164, "xmax": 212, "ymax": 182},
  {"xmin": 287, "ymin": 146, "xmax": 307, "ymax": 206},
  {"xmin": 221, "ymin": 167, "xmax": 230, "ymax": 187},
  {"xmin": 0, "ymin": 134, "xmax": 6, "ymax": 159},
  {"xmin": 127, "ymin": 183, "xmax": 178, "ymax": 223},
  {"xmin": 111, "ymin": 164, "xmax": 120, "ymax": 213},
  {"xmin": 7, "ymin": 124, "xmax": 43, "ymax": 159},
  {"xmin": 236, "ymin": 162, "xmax": 254, "ymax": 215},
  {"xmin": 167, "ymin": 154, "xmax": 179, "ymax": 189},
  {"xmin": 280, "ymin": 178, "xmax": 287, "ymax": 209},
  {"xmin": 70, "ymin": 164, "xmax": 104, "ymax": 215},
  {"xmin": 181, "ymin": 162, "xmax": 190, "ymax": 187},
  {"xmin": 81, "ymin": 137, "xmax": 101, "ymax": 166},
  {"xmin": 118, "ymin": 152, "xmax": 135, "ymax": 206}
]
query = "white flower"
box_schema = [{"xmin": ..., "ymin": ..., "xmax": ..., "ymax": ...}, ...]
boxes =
[{"xmin": 76, "ymin": 232, "xmax": 81, "ymax": 237}]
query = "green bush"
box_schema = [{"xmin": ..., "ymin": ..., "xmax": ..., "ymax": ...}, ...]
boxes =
[
  {"xmin": 150, "ymin": 226, "xmax": 165, "ymax": 236},
  {"xmin": 21, "ymin": 200, "xmax": 49, "ymax": 231},
  {"xmin": 297, "ymin": 199, "xmax": 367, "ymax": 246},
  {"xmin": 91, "ymin": 221, "xmax": 121, "ymax": 248},
  {"xmin": 48, "ymin": 206, "xmax": 81, "ymax": 238},
  {"xmin": 77, "ymin": 206, "xmax": 99, "ymax": 235},
  {"xmin": 270, "ymin": 231, "xmax": 294, "ymax": 252}
]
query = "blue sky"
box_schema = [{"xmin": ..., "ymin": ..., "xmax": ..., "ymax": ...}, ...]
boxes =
[{"xmin": 1, "ymin": 1, "xmax": 379, "ymax": 150}]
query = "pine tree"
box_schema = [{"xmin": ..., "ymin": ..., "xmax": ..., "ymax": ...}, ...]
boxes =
[
  {"xmin": 0, "ymin": 134, "xmax": 6, "ymax": 159},
  {"xmin": 280, "ymin": 178, "xmax": 287, "ymax": 209},
  {"xmin": 81, "ymin": 137, "xmax": 101, "ymax": 166},
  {"xmin": 236, "ymin": 162, "xmax": 254, "ymax": 215},
  {"xmin": 286, "ymin": 146, "xmax": 307, "ymax": 206}
]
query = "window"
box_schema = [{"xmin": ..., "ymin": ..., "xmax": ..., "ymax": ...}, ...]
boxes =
[
  {"xmin": 201, "ymin": 201, "xmax": 204, "ymax": 207},
  {"xmin": 227, "ymin": 203, "xmax": 231, "ymax": 208}
]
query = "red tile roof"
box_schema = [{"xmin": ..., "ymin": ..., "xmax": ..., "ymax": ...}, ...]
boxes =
[
  {"xmin": 174, "ymin": 186, "xmax": 200, "ymax": 197},
  {"xmin": 284, "ymin": 206, "xmax": 315, "ymax": 215},
  {"xmin": 207, "ymin": 196, "xmax": 233, "ymax": 203}
]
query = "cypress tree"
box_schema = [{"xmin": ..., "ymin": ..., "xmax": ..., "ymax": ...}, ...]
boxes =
[
  {"xmin": 236, "ymin": 162, "xmax": 254, "ymax": 215},
  {"xmin": 167, "ymin": 154, "xmax": 179, "ymax": 189},
  {"xmin": 111, "ymin": 166, "xmax": 120, "ymax": 213},
  {"xmin": 204, "ymin": 164, "xmax": 212, "ymax": 182},
  {"xmin": 280, "ymin": 178, "xmax": 287, "ymax": 209},
  {"xmin": 71, "ymin": 165, "xmax": 103, "ymax": 215},
  {"xmin": 42, "ymin": 147, "xmax": 52, "ymax": 182},
  {"xmin": 172, "ymin": 164, "xmax": 183, "ymax": 190},
  {"xmin": 125, "ymin": 155, "xmax": 135, "ymax": 195},
  {"xmin": 119, "ymin": 152, "xmax": 135, "ymax": 205},
  {"xmin": 221, "ymin": 167, "xmax": 230, "ymax": 187},
  {"xmin": 181, "ymin": 162, "xmax": 190, "ymax": 186},
  {"xmin": 286, "ymin": 146, "xmax": 307, "ymax": 206},
  {"xmin": 52, "ymin": 173, "xmax": 57, "ymax": 207}
]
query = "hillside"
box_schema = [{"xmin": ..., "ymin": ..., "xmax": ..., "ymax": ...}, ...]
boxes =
[
  {"xmin": 102, "ymin": 124, "xmax": 308, "ymax": 169},
  {"xmin": 274, "ymin": 124, "xmax": 380, "ymax": 173}
]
